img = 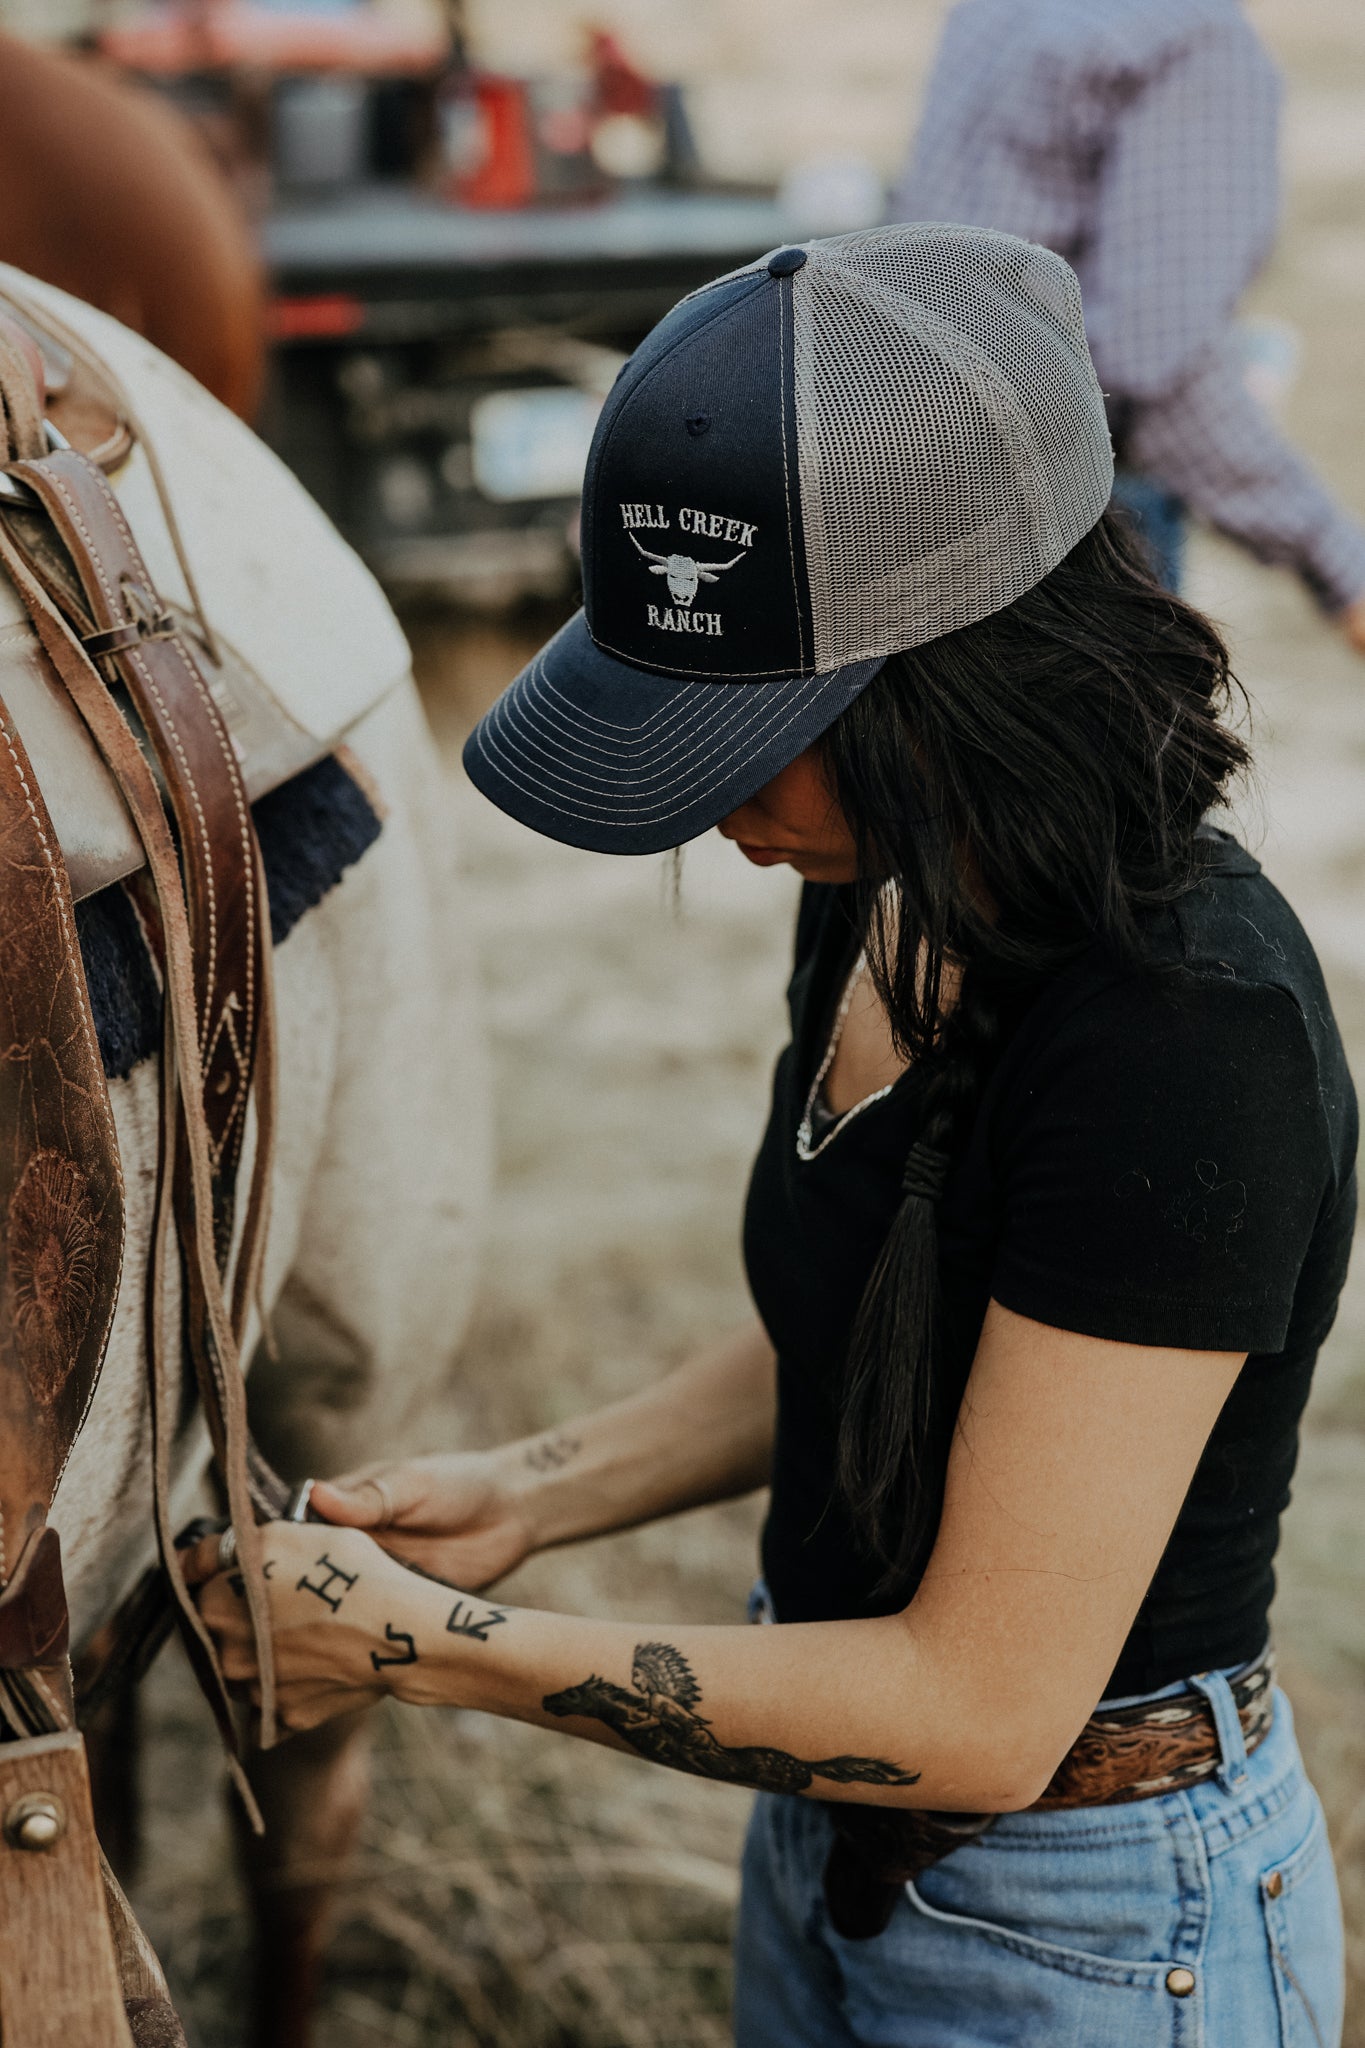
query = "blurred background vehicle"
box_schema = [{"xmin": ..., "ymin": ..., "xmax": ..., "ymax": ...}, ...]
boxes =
[{"xmin": 26, "ymin": 0, "xmax": 879, "ymax": 608}]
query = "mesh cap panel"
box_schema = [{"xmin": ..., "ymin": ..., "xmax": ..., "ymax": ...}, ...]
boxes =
[{"xmin": 792, "ymin": 226, "xmax": 1113, "ymax": 669}]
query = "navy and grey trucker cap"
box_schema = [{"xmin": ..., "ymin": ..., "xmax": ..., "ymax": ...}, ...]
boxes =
[{"xmin": 464, "ymin": 223, "xmax": 1114, "ymax": 854}]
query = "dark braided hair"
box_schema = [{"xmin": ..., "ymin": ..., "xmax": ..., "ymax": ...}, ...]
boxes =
[{"xmin": 817, "ymin": 508, "xmax": 1249, "ymax": 1593}]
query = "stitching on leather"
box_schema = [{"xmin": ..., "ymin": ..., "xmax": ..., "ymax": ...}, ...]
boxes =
[
  {"xmin": 0, "ymin": 534, "xmax": 130, "ymax": 1496},
  {"xmin": 42, "ymin": 467, "xmax": 223, "ymax": 1041},
  {"xmin": 73, "ymin": 481, "xmax": 267, "ymax": 1617},
  {"xmin": 26, "ymin": 1665, "xmax": 64, "ymax": 1725},
  {"xmin": 94, "ymin": 473, "xmax": 258, "ymax": 1164},
  {"xmin": 0, "ymin": 715, "xmax": 127, "ymax": 1420},
  {"xmin": 44, "ymin": 461, "xmax": 259, "ymax": 1173},
  {"xmin": 5, "ymin": 492, "xmax": 239, "ymax": 1430}
]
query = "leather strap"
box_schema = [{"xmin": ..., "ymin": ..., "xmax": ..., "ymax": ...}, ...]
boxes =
[
  {"xmin": 0, "ymin": 326, "xmax": 252, "ymax": 2043},
  {"xmin": 13, "ymin": 452, "xmax": 264, "ymax": 1202},
  {"xmin": 0, "ymin": 313, "xmax": 46, "ymax": 460},
  {"xmin": 0, "ymin": 451, "xmax": 287, "ymax": 1756},
  {"xmin": 0, "ymin": 649, "xmax": 124, "ymax": 1743},
  {"xmin": 0, "ymin": 292, "xmax": 134, "ymax": 473}
]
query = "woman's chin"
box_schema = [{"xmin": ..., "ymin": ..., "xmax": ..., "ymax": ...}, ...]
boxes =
[{"xmin": 731, "ymin": 842, "xmax": 857, "ymax": 883}]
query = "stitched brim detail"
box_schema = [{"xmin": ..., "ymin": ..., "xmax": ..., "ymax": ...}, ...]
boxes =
[{"xmin": 462, "ymin": 610, "xmax": 883, "ymax": 855}]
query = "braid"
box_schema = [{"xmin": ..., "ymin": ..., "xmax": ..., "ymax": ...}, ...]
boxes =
[{"xmin": 836, "ymin": 969, "xmax": 1009, "ymax": 1593}]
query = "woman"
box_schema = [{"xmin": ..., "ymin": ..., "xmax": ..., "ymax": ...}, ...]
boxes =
[{"xmin": 196, "ymin": 226, "xmax": 1351, "ymax": 2046}]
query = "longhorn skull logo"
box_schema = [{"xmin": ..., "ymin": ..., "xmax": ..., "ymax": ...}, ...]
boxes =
[{"xmin": 628, "ymin": 531, "xmax": 746, "ymax": 606}]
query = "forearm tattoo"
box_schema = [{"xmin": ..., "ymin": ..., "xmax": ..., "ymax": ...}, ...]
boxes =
[
  {"xmin": 524, "ymin": 1429, "xmax": 581, "ymax": 1474},
  {"xmin": 371, "ymin": 1623, "xmax": 419, "ymax": 1673},
  {"xmin": 543, "ymin": 1643, "xmax": 919, "ymax": 1796},
  {"xmin": 297, "ymin": 1553, "xmax": 359, "ymax": 1612},
  {"xmin": 446, "ymin": 1598, "xmax": 507, "ymax": 1642}
]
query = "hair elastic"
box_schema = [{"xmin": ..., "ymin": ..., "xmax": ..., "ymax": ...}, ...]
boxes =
[{"xmin": 901, "ymin": 1140, "xmax": 949, "ymax": 1204}]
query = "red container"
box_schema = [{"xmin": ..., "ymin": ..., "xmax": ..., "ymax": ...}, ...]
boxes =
[{"xmin": 444, "ymin": 74, "xmax": 537, "ymax": 210}]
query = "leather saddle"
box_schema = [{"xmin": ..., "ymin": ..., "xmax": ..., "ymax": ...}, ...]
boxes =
[{"xmin": 0, "ymin": 279, "xmax": 397, "ymax": 2045}]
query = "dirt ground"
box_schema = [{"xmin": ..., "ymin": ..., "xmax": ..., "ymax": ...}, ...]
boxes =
[{"xmin": 129, "ymin": 3, "xmax": 1365, "ymax": 2042}]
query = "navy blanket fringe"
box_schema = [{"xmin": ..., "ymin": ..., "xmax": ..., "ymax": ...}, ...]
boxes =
[{"xmin": 77, "ymin": 753, "xmax": 383, "ymax": 1079}]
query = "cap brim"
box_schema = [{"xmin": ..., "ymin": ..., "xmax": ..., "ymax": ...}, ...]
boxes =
[{"xmin": 462, "ymin": 610, "xmax": 883, "ymax": 855}]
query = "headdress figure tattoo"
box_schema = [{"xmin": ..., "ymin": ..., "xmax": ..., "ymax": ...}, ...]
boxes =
[{"xmin": 544, "ymin": 1643, "xmax": 918, "ymax": 1796}]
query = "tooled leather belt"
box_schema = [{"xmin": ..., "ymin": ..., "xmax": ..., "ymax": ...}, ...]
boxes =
[{"xmin": 822, "ymin": 1644, "xmax": 1276, "ymax": 1940}]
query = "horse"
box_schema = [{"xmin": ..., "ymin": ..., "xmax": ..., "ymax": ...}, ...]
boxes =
[
  {"xmin": 0, "ymin": 31, "xmax": 265, "ymax": 419},
  {"xmin": 0, "ymin": 262, "xmax": 489, "ymax": 2048}
]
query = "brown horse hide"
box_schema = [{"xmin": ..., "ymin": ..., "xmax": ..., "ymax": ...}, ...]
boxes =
[{"xmin": 0, "ymin": 35, "xmax": 264, "ymax": 419}]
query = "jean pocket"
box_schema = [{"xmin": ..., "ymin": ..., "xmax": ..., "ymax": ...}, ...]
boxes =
[
  {"xmin": 903, "ymin": 1877, "xmax": 1187, "ymax": 1991},
  {"xmin": 887, "ymin": 1879, "xmax": 1202, "ymax": 2048},
  {"xmin": 1259, "ymin": 1802, "xmax": 1344, "ymax": 2048}
]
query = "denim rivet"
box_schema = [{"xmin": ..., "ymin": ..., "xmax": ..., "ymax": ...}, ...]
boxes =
[
  {"xmin": 1165, "ymin": 1967, "xmax": 1197, "ymax": 1997},
  {"xmin": 1265, "ymin": 1870, "xmax": 1283, "ymax": 1899}
]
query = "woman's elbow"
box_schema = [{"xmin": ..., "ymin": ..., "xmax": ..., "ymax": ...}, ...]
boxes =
[{"xmin": 937, "ymin": 1710, "xmax": 1077, "ymax": 1814}]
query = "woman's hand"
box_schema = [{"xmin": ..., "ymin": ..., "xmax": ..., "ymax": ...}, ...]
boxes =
[
  {"xmin": 309, "ymin": 1449, "xmax": 538, "ymax": 1590},
  {"xmin": 186, "ymin": 1521, "xmax": 485, "ymax": 1733},
  {"xmin": 301, "ymin": 1324, "xmax": 776, "ymax": 1592}
]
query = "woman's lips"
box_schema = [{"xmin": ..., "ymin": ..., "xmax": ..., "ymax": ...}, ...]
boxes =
[{"xmin": 734, "ymin": 843, "xmax": 790, "ymax": 867}]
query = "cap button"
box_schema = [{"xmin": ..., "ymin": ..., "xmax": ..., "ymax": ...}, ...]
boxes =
[{"xmin": 767, "ymin": 246, "xmax": 807, "ymax": 278}]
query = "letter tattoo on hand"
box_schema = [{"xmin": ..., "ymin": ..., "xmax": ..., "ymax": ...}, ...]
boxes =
[
  {"xmin": 370, "ymin": 1622, "xmax": 419, "ymax": 1673},
  {"xmin": 296, "ymin": 1553, "xmax": 359, "ymax": 1613},
  {"xmin": 445, "ymin": 1599, "xmax": 507, "ymax": 1642},
  {"xmin": 543, "ymin": 1643, "xmax": 919, "ymax": 1796}
]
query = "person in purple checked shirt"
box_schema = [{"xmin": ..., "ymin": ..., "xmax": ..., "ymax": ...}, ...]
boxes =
[{"xmin": 894, "ymin": 0, "xmax": 1365, "ymax": 648}]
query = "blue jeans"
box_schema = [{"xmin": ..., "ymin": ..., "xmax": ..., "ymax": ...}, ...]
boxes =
[
  {"xmin": 1111, "ymin": 468, "xmax": 1186, "ymax": 592},
  {"xmin": 733, "ymin": 1683, "xmax": 1343, "ymax": 2047}
]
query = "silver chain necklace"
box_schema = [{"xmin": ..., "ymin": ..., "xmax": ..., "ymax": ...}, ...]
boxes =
[{"xmin": 795, "ymin": 950, "xmax": 901, "ymax": 1162}]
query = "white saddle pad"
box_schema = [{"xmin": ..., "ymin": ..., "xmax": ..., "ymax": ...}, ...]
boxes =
[{"xmin": 0, "ymin": 264, "xmax": 411, "ymax": 895}]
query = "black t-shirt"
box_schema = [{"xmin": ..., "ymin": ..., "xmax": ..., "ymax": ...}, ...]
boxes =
[{"xmin": 743, "ymin": 834, "xmax": 1357, "ymax": 1695}]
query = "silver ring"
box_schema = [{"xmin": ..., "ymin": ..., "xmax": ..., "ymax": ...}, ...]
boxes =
[
  {"xmin": 286, "ymin": 1478, "xmax": 316, "ymax": 1523},
  {"xmin": 364, "ymin": 1474, "xmax": 396, "ymax": 1530},
  {"xmin": 216, "ymin": 1525, "xmax": 237, "ymax": 1573}
]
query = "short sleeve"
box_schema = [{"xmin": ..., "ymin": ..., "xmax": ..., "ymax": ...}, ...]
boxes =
[{"xmin": 990, "ymin": 974, "xmax": 1333, "ymax": 1353}]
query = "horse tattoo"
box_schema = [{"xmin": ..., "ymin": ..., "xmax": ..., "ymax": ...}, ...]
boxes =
[{"xmin": 543, "ymin": 1642, "xmax": 920, "ymax": 1795}]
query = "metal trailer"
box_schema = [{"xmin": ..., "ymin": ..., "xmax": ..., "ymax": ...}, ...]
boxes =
[{"xmin": 259, "ymin": 185, "xmax": 808, "ymax": 605}]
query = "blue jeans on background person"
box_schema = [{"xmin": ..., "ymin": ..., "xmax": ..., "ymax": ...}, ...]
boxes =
[
  {"xmin": 1111, "ymin": 468, "xmax": 1187, "ymax": 592},
  {"xmin": 733, "ymin": 1681, "xmax": 1343, "ymax": 2047}
]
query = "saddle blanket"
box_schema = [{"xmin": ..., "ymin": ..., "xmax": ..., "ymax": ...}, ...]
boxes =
[{"xmin": 76, "ymin": 751, "xmax": 382, "ymax": 1079}]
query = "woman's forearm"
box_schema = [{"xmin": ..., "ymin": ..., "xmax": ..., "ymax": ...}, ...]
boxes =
[
  {"xmin": 498, "ymin": 1317, "xmax": 777, "ymax": 1551},
  {"xmin": 257, "ymin": 1525, "xmax": 1050, "ymax": 1813}
]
